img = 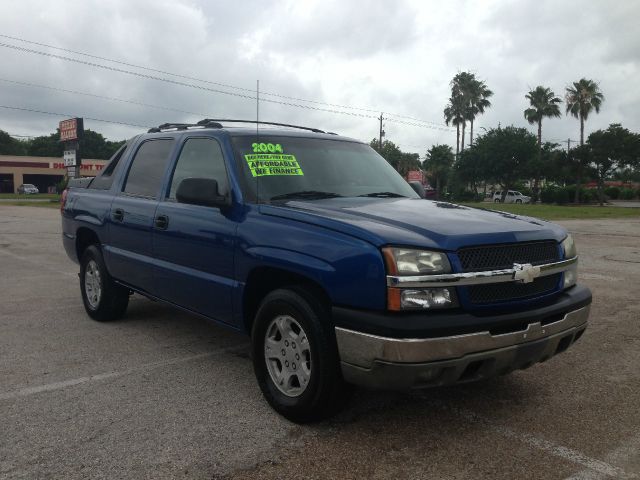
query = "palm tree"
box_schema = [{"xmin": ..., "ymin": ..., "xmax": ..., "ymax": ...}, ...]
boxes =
[
  {"xmin": 451, "ymin": 72, "xmax": 474, "ymax": 151},
  {"xmin": 524, "ymin": 86, "xmax": 562, "ymax": 201},
  {"xmin": 444, "ymin": 95, "xmax": 465, "ymax": 156},
  {"xmin": 467, "ymin": 79, "xmax": 493, "ymax": 146},
  {"xmin": 565, "ymin": 79, "xmax": 604, "ymax": 201},
  {"xmin": 448, "ymin": 72, "xmax": 493, "ymax": 151}
]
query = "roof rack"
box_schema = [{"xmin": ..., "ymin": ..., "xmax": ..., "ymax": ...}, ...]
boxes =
[
  {"xmin": 147, "ymin": 120, "xmax": 223, "ymax": 133},
  {"xmin": 196, "ymin": 119, "xmax": 327, "ymax": 134},
  {"xmin": 148, "ymin": 119, "xmax": 335, "ymax": 135}
]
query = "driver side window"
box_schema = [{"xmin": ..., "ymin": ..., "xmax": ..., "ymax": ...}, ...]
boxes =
[{"xmin": 169, "ymin": 138, "xmax": 229, "ymax": 199}]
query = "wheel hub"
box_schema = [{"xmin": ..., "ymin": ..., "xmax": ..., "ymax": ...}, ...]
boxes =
[
  {"xmin": 84, "ymin": 260, "xmax": 102, "ymax": 309},
  {"xmin": 264, "ymin": 315, "xmax": 312, "ymax": 397}
]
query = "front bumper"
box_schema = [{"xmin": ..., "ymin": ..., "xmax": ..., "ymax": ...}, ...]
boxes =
[{"xmin": 335, "ymin": 299, "xmax": 590, "ymax": 390}]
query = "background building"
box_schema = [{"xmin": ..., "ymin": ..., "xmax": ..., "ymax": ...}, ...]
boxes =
[{"xmin": 0, "ymin": 155, "xmax": 108, "ymax": 193}]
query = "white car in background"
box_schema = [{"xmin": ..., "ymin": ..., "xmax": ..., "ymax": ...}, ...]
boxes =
[
  {"xmin": 17, "ymin": 184, "xmax": 39, "ymax": 194},
  {"xmin": 493, "ymin": 190, "xmax": 531, "ymax": 204}
]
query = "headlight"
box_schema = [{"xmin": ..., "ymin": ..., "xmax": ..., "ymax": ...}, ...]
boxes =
[
  {"xmin": 383, "ymin": 247, "xmax": 456, "ymax": 310},
  {"xmin": 562, "ymin": 235, "xmax": 577, "ymax": 259},
  {"xmin": 383, "ymin": 247, "xmax": 451, "ymax": 275}
]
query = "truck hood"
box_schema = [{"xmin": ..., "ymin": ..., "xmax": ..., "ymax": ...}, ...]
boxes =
[{"xmin": 259, "ymin": 198, "xmax": 567, "ymax": 250}]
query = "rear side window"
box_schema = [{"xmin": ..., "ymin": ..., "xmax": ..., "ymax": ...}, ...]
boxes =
[
  {"xmin": 90, "ymin": 144, "xmax": 127, "ymax": 190},
  {"xmin": 168, "ymin": 138, "xmax": 229, "ymax": 199},
  {"xmin": 123, "ymin": 139, "xmax": 174, "ymax": 198}
]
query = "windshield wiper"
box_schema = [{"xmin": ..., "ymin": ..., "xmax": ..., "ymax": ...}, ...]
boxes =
[
  {"xmin": 270, "ymin": 190, "xmax": 343, "ymax": 201},
  {"xmin": 358, "ymin": 192, "xmax": 407, "ymax": 198}
]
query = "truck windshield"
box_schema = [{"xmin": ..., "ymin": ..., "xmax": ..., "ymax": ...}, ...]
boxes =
[{"xmin": 231, "ymin": 135, "xmax": 418, "ymax": 202}]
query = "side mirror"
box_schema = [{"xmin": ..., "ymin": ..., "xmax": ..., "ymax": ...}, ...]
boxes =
[
  {"xmin": 408, "ymin": 181, "xmax": 426, "ymax": 199},
  {"xmin": 176, "ymin": 178, "xmax": 230, "ymax": 208}
]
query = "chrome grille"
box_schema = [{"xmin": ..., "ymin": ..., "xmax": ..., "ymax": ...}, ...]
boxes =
[{"xmin": 457, "ymin": 241, "xmax": 560, "ymax": 273}]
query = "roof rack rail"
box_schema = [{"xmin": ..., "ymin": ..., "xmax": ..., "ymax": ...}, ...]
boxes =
[
  {"xmin": 196, "ymin": 119, "xmax": 327, "ymax": 134},
  {"xmin": 148, "ymin": 121, "xmax": 223, "ymax": 133}
]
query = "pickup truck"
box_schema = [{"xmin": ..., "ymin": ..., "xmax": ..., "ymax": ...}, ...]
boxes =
[{"xmin": 61, "ymin": 119, "xmax": 592, "ymax": 422}]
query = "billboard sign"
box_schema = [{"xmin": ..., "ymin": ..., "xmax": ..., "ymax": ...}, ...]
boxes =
[
  {"xmin": 59, "ymin": 118, "xmax": 83, "ymax": 142},
  {"xmin": 406, "ymin": 170, "xmax": 423, "ymax": 182}
]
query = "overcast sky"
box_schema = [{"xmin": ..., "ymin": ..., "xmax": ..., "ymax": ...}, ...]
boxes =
[{"xmin": 0, "ymin": 0, "xmax": 638, "ymax": 156}]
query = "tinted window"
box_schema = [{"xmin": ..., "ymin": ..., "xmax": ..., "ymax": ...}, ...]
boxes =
[
  {"xmin": 123, "ymin": 139, "xmax": 174, "ymax": 198},
  {"xmin": 168, "ymin": 138, "xmax": 229, "ymax": 199},
  {"xmin": 90, "ymin": 144, "xmax": 127, "ymax": 190}
]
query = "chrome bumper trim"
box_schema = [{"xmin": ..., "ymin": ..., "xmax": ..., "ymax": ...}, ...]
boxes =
[
  {"xmin": 386, "ymin": 256, "xmax": 577, "ymax": 288},
  {"xmin": 335, "ymin": 304, "xmax": 590, "ymax": 369}
]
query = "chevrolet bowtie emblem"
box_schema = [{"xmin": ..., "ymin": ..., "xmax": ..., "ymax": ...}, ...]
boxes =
[{"xmin": 512, "ymin": 263, "xmax": 541, "ymax": 283}]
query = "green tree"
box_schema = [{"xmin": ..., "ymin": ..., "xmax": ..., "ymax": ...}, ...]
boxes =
[
  {"xmin": 452, "ymin": 146, "xmax": 486, "ymax": 196},
  {"xmin": 26, "ymin": 132, "xmax": 63, "ymax": 157},
  {"xmin": 370, "ymin": 139, "xmax": 421, "ymax": 176},
  {"xmin": 524, "ymin": 86, "xmax": 562, "ymax": 201},
  {"xmin": 474, "ymin": 126, "xmax": 537, "ymax": 201},
  {"xmin": 0, "ymin": 130, "xmax": 28, "ymax": 155},
  {"xmin": 423, "ymin": 144, "xmax": 454, "ymax": 198},
  {"xmin": 588, "ymin": 124, "xmax": 640, "ymax": 205},
  {"xmin": 565, "ymin": 78, "xmax": 605, "ymax": 201}
]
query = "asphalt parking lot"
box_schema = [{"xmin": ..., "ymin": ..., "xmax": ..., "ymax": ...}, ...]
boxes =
[{"xmin": 1, "ymin": 205, "xmax": 639, "ymax": 480}]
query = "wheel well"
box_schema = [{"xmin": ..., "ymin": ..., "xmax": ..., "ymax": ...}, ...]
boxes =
[
  {"xmin": 76, "ymin": 227, "xmax": 101, "ymax": 260},
  {"xmin": 242, "ymin": 267, "xmax": 331, "ymax": 334}
]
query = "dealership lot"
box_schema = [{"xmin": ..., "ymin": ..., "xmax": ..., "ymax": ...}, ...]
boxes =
[{"xmin": 1, "ymin": 206, "xmax": 639, "ymax": 480}]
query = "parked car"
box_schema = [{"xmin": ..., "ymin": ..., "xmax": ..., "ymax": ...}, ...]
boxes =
[
  {"xmin": 61, "ymin": 119, "xmax": 591, "ymax": 422},
  {"xmin": 17, "ymin": 183, "xmax": 39, "ymax": 194},
  {"xmin": 493, "ymin": 190, "xmax": 531, "ymax": 203}
]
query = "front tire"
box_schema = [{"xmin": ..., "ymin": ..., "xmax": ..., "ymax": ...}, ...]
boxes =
[
  {"xmin": 80, "ymin": 245, "xmax": 129, "ymax": 321},
  {"xmin": 494, "ymin": 198, "xmax": 501, "ymax": 203},
  {"xmin": 251, "ymin": 288, "xmax": 350, "ymax": 423}
]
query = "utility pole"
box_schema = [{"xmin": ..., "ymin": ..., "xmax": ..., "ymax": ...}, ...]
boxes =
[
  {"xmin": 567, "ymin": 138, "xmax": 571, "ymax": 152},
  {"xmin": 378, "ymin": 113, "xmax": 385, "ymax": 152}
]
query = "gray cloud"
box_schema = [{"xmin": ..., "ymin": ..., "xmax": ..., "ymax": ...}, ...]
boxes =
[{"xmin": 0, "ymin": 0, "xmax": 638, "ymax": 156}]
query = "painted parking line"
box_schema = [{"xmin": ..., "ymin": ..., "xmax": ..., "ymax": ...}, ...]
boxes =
[
  {"xmin": 564, "ymin": 433, "xmax": 640, "ymax": 480},
  {"xmin": 428, "ymin": 401, "xmax": 638, "ymax": 480},
  {"xmin": 0, "ymin": 346, "xmax": 246, "ymax": 402}
]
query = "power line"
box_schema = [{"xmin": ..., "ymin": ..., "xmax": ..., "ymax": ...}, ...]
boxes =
[
  {"xmin": 0, "ymin": 77, "xmax": 211, "ymax": 118},
  {"xmin": 0, "ymin": 33, "xmax": 453, "ymax": 130},
  {"xmin": 0, "ymin": 104, "xmax": 151, "ymax": 128}
]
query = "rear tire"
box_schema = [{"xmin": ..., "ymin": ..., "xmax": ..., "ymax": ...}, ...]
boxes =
[
  {"xmin": 494, "ymin": 198, "xmax": 501, "ymax": 203},
  {"xmin": 80, "ymin": 245, "xmax": 129, "ymax": 321},
  {"xmin": 251, "ymin": 288, "xmax": 350, "ymax": 423}
]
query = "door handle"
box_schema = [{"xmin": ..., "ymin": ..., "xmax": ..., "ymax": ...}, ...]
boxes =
[
  {"xmin": 112, "ymin": 208, "xmax": 124, "ymax": 222},
  {"xmin": 155, "ymin": 214, "xmax": 169, "ymax": 230}
]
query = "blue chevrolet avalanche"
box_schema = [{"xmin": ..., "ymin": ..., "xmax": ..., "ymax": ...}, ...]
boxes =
[{"xmin": 61, "ymin": 119, "xmax": 592, "ymax": 422}]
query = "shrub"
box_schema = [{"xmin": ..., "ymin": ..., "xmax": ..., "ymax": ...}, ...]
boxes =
[
  {"xmin": 620, "ymin": 188, "xmax": 635, "ymax": 200},
  {"xmin": 604, "ymin": 186, "xmax": 620, "ymax": 199},
  {"xmin": 540, "ymin": 187, "xmax": 557, "ymax": 204},
  {"xmin": 580, "ymin": 189, "xmax": 595, "ymax": 204},
  {"xmin": 452, "ymin": 190, "xmax": 480, "ymax": 202},
  {"xmin": 554, "ymin": 188, "xmax": 570, "ymax": 205}
]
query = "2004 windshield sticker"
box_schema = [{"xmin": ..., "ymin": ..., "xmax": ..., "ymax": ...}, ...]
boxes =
[{"xmin": 244, "ymin": 143, "xmax": 303, "ymax": 177}]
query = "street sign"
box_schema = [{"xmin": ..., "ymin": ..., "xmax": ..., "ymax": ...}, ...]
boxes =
[
  {"xmin": 67, "ymin": 167, "xmax": 76, "ymax": 178},
  {"xmin": 63, "ymin": 150, "xmax": 77, "ymax": 167}
]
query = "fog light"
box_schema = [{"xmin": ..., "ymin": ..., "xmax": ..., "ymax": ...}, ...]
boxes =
[
  {"xmin": 563, "ymin": 264, "xmax": 577, "ymax": 288},
  {"xmin": 400, "ymin": 288, "xmax": 458, "ymax": 309}
]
